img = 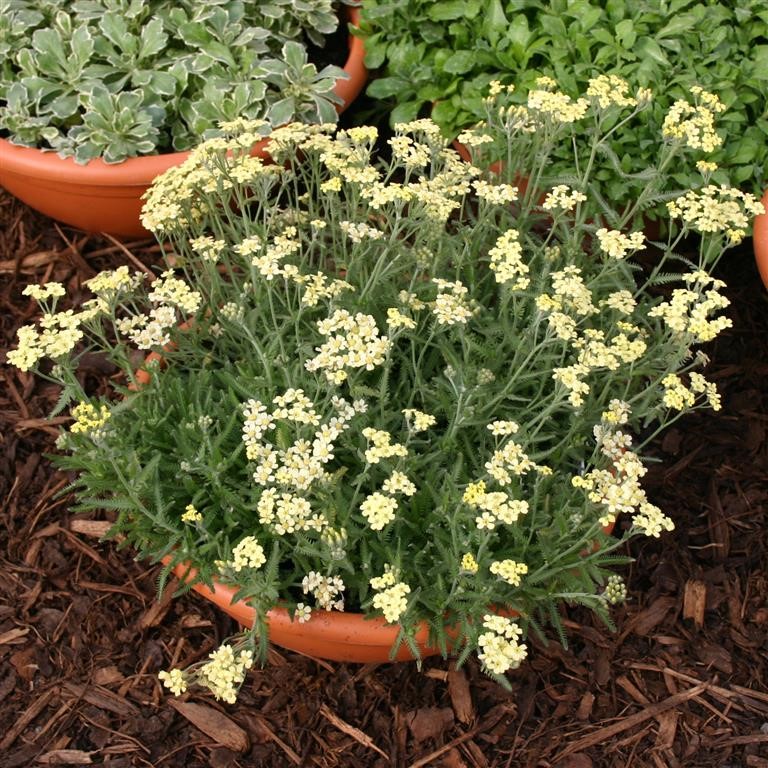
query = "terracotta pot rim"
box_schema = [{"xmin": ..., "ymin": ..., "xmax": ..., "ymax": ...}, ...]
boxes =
[
  {"xmin": 752, "ymin": 189, "xmax": 768, "ymax": 291},
  {"xmin": 0, "ymin": 6, "xmax": 366, "ymax": 187}
]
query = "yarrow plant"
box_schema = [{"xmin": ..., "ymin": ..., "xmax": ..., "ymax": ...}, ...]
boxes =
[{"xmin": 10, "ymin": 76, "xmax": 763, "ymax": 702}]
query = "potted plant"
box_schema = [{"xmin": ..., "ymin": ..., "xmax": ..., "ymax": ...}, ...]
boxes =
[
  {"xmin": 359, "ymin": 0, "xmax": 767, "ymax": 202},
  {"xmin": 0, "ymin": 0, "xmax": 367, "ymax": 237},
  {"xmin": 8, "ymin": 77, "xmax": 763, "ymax": 702}
]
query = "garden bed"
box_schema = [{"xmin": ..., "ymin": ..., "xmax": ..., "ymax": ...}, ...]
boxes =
[{"xmin": 1, "ymin": 183, "xmax": 767, "ymax": 767}]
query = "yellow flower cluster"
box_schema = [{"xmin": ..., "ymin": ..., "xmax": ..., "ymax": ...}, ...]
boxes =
[
  {"xmin": 242, "ymin": 399, "xmax": 276, "ymax": 457},
  {"xmin": 464, "ymin": 485, "xmax": 530, "ymax": 530},
  {"xmin": 117, "ymin": 304, "xmax": 178, "ymax": 351},
  {"xmin": 272, "ymin": 388, "xmax": 319, "ymax": 425},
  {"xmin": 369, "ymin": 564, "xmax": 397, "ymax": 590},
  {"xmin": 600, "ymin": 290, "xmax": 637, "ymax": 315},
  {"xmin": 230, "ymin": 536, "xmax": 266, "ymax": 572},
  {"xmin": 596, "ymin": 228, "xmax": 646, "ymax": 260},
  {"xmin": 633, "ymin": 502, "xmax": 676, "ymax": 538},
  {"xmin": 689, "ymin": 372, "xmax": 722, "ymax": 411},
  {"xmin": 402, "ymin": 408, "xmax": 436, "ymax": 432},
  {"xmin": 197, "ymin": 644, "xmax": 254, "ymax": 704},
  {"xmin": 70, "ymin": 402, "xmax": 111, "ymax": 436},
  {"xmin": 550, "ymin": 266, "xmax": 597, "ymax": 316},
  {"xmin": 372, "ymin": 581, "xmax": 411, "ymax": 623},
  {"xmin": 8, "ymin": 310, "xmax": 84, "ymax": 371},
  {"xmin": 148, "ymin": 271, "xmax": 201, "ymax": 314},
  {"xmin": 407, "ymin": 176, "xmax": 464, "ymax": 223},
  {"xmin": 432, "ymin": 279, "xmax": 472, "ymax": 325},
  {"xmin": 387, "ymin": 307, "xmax": 417, "ymax": 330},
  {"xmin": 553, "ymin": 362, "xmax": 591, "ymax": 407},
  {"xmin": 249, "ymin": 229, "xmax": 302, "ymax": 280},
  {"xmin": 22, "ymin": 282, "xmax": 66, "ymax": 301},
  {"xmin": 573, "ymin": 436, "xmax": 673, "ymax": 535},
  {"xmin": 662, "ymin": 373, "xmax": 721, "ymax": 412},
  {"xmin": 487, "ymin": 420, "xmax": 519, "ymax": 436},
  {"xmin": 234, "ymin": 234, "xmax": 263, "ymax": 257},
  {"xmin": 339, "ymin": 220, "xmax": 385, "ymax": 243},
  {"xmin": 661, "ymin": 373, "xmax": 696, "ymax": 410},
  {"xmin": 647, "ymin": 272, "xmax": 732, "ymax": 342},
  {"xmin": 662, "ymin": 86, "xmax": 725, "ymax": 152},
  {"xmin": 601, "ymin": 399, "xmax": 631, "ymax": 425},
  {"xmin": 158, "ymin": 668, "xmax": 187, "ymax": 696},
  {"xmin": 393, "ymin": 119, "xmax": 445, "ymax": 146},
  {"xmin": 592, "ymin": 424, "xmax": 632, "ymax": 461},
  {"xmin": 456, "ymin": 130, "xmax": 494, "ymax": 148},
  {"xmin": 462, "ymin": 480, "xmax": 486, "ymax": 504},
  {"xmin": 344, "ymin": 125, "xmax": 379, "ymax": 146},
  {"xmin": 189, "ymin": 236, "xmax": 227, "ymax": 263},
  {"xmin": 360, "ymin": 180, "xmax": 414, "ymax": 210},
  {"xmin": 586, "ymin": 75, "xmax": 639, "ymax": 110},
  {"xmin": 244, "ymin": 393, "xmax": 363, "ymax": 505},
  {"xmin": 306, "ymin": 310, "xmax": 391, "ymax": 384},
  {"xmin": 488, "ymin": 229, "xmax": 529, "ymax": 289},
  {"xmin": 360, "ymin": 491, "xmax": 399, "ymax": 530},
  {"xmin": 140, "ymin": 124, "xmax": 279, "ymax": 233},
  {"xmin": 573, "ymin": 327, "xmax": 647, "ymax": 370},
  {"xmin": 388, "ymin": 136, "xmax": 431, "ymax": 169},
  {"xmin": 486, "ymin": 439, "xmax": 550, "ymax": 484},
  {"xmin": 477, "ymin": 614, "xmax": 527, "ymax": 675},
  {"xmin": 489, "ymin": 559, "xmax": 528, "ymax": 587},
  {"xmin": 696, "ymin": 160, "xmax": 718, "ymax": 174},
  {"xmin": 473, "ymin": 179, "xmax": 519, "ymax": 204},
  {"xmin": 543, "ymin": 310, "xmax": 578, "ymax": 342},
  {"xmin": 302, "ymin": 571, "xmax": 345, "ymax": 611},
  {"xmin": 382, "ymin": 471, "xmax": 416, "ymax": 496},
  {"xmin": 257, "ymin": 489, "xmax": 327, "ymax": 534},
  {"xmin": 542, "ymin": 184, "xmax": 588, "ymax": 212},
  {"xmin": 267, "ymin": 122, "xmax": 332, "ymax": 156},
  {"xmin": 295, "ymin": 271, "xmax": 353, "ymax": 307},
  {"xmin": 667, "ymin": 186, "xmax": 764, "ymax": 244},
  {"xmin": 362, "ymin": 427, "xmax": 408, "ymax": 463},
  {"xmin": 181, "ymin": 504, "xmax": 202, "ymax": 523},
  {"xmin": 527, "ymin": 87, "xmax": 588, "ymax": 124},
  {"xmin": 460, "ymin": 553, "xmax": 479, "ymax": 573},
  {"xmin": 85, "ymin": 267, "xmax": 144, "ymax": 303}
]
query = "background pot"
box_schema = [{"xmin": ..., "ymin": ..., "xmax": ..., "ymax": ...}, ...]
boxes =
[
  {"xmin": 753, "ymin": 189, "xmax": 768, "ymax": 291},
  {"xmin": 0, "ymin": 9, "xmax": 367, "ymax": 239}
]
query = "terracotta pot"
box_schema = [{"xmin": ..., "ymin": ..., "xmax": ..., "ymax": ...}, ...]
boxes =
[
  {"xmin": 163, "ymin": 519, "xmax": 614, "ymax": 663},
  {"xmin": 168, "ymin": 559, "xmax": 448, "ymax": 663},
  {"xmin": 0, "ymin": 8, "xmax": 367, "ymax": 239},
  {"xmin": 753, "ymin": 189, "xmax": 768, "ymax": 291}
]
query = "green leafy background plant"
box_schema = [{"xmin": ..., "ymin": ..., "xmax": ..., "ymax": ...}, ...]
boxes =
[
  {"xmin": 360, "ymin": 0, "xmax": 768, "ymax": 194},
  {"xmin": 0, "ymin": 0, "xmax": 349, "ymax": 162}
]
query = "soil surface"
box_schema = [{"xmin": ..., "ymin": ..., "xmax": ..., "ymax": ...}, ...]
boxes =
[{"xmin": 1, "ymin": 184, "xmax": 767, "ymax": 768}]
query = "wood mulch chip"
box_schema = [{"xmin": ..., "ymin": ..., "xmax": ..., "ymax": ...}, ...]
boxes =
[{"xmin": 1, "ymin": 187, "xmax": 767, "ymax": 768}]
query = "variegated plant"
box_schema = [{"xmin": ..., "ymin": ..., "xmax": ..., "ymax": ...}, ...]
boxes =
[{"xmin": 0, "ymin": 0, "xmax": 350, "ymax": 163}]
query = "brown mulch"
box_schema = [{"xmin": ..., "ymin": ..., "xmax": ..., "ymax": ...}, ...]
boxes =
[{"xmin": 1, "ymin": 187, "xmax": 767, "ymax": 768}]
